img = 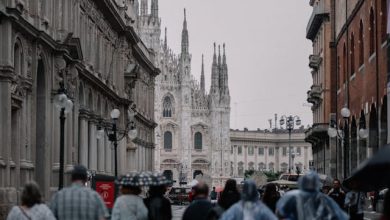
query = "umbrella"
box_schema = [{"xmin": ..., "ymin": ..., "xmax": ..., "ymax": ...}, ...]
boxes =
[
  {"xmin": 215, "ymin": 186, "xmax": 223, "ymax": 193},
  {"xmin": 116, "ymin": 171, "xmax": 154, "ymax": 187},
  {"xmin": 343, "ymin": 145, "xmax": 390, "ymax": 192},
  {"xmin": 149, "ymin": 172, "xmax": 172, "ymax": 186},
  {"xmin": 189, "ymin": 179, "xmax": 199, "ymax": 187}
]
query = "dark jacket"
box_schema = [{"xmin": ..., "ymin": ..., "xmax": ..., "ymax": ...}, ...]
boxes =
[
  {"xmin": 144, "ymin": 196, "xmax": 172, "ymax": 220},
  {"xmin": 182, "ymin": 198, "xmax": 213, "ymax": 220},
  {"xmin": 262, "ymin": 192, "xmax": 280, "ymax": 212},
  {"xmin": 328, "ymin": 188, "xmax": 346, "ymax": 209},
  {"xmin": 218, "ymin": 191, "xmax": 240, "ymax": 210}
]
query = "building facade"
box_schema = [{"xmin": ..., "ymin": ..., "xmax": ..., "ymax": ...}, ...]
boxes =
[
  {"xmin": 305, "ymin": 0, "xmax": 389, "ymax": 180},
  {"xmin": 0, "ymin": 0, "xmax": 158, "ymax": 216},
  {"xmin": 230, "ymin": 128, "xmax": 313, "ymax": 177},
  {"xmin": 136, "ymin": 2, "xmax": 231, "ymax": 186}
]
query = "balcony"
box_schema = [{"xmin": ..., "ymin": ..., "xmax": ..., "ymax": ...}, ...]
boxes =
[
  {"xmin": 309, "ymin": 54, "xmax": 322, "ymax": 70},
  {"xmin": 307, "ymin": 85, "xmax": 323, "ymax": 108},
  {"xmin": 305, "ymin": 123, "xmax": 329, "ymax": 144},
  {"xmin": 306, "ymin": 0, "xmax": 330, "ymax": 41}
]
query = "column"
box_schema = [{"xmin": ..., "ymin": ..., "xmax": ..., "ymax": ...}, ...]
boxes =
[
  {"xmin": 244, "ymin": 145, "xmax": 247, "ymax": 170},
  {"xmin": 275, "ymin": 146, "xmax": 280, "ymax": 172},
  {"xmin": 304, "ymin": 146, "xmax": 308, "ymax": 170},
  {"xmin": 97, "ymin": 135, "xmax": 104, "ymax": 172},
  {"xmin": 88, "ymin": 122, "xmax": 97, "ymax": 170},
  {"xmin": 79, "ymin": 118, "xmax": 88, "ymax": 167},
  {"xmin": 104, "ymin": 134, "xmax": 111, "ymax": 174}
]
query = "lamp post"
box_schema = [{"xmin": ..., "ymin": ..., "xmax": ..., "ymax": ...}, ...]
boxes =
[
  {"xmin": 279, "ymin": 115, "xmax": 301, "ymax": 173},
  {"xmin": 328, "ymin": 107, "xmax": 368, "ymax": 179},
  {"xmin": 54, "ymin": 82, "xmax": 73, "ymax": 190},
  {"xmin": 97, "ymin": 108, "xmax": 138, "ymax": 178}
]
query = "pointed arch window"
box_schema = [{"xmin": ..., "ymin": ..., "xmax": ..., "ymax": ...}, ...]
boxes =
[
  {"xmin": 164, "ymin": 131, "xmax": 173, "ymax": 150},
  {"xmin": 194, "ymin": 132, "xmax": 202, "ymax": 150},
  {"xmin": 359, "ymin": 20, "xmax": 364, "ymax": 66},
  {"xmin": 381, "ymin": 0, "xmax": 388, "ymax": 42},
  {"xmin": 14, "ymin": 42, "xmax": 23, "ymax": 75},
  {"xmin": 350, "ymin": 33, "xmax": 355, "ymax": 73},
  {"xmin": 163, "ymin": 96, "xmax": 173, "ymax": 117},
  {"xmin": 369, "ymin": 8, "xmax": 375, "ymax": 55}
]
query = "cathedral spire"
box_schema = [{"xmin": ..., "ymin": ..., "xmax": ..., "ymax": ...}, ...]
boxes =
[
  {"xmin": 212, "ymin": 43, "xmax": 217, "ymax": 64},
  {"xmin": 140, "ymin": 0, "xmax": 148, "ymax": 16},
  {"xmin": 223, "ymin": 43, "xmax": 226, "ymax": 65},
  {"xmin": 151, "ymin": 0, "xmax": 158, "ymax": 18},
  {"xmin": 210, "ymin": 42, "xmax": 220, "ymax": 95},
  {"xmin": 201, "ymin": 54, "xmax": 205, "ymax": 94},
  {"xmin": 181, "ymin": 8, "xmax": 189, "ymax": 56},
  {"xmin": 164, "ymin": 27, "xmax": 168, "ymax": 51},
  {"xmin": 218, "ymin": 45, "xmax": 221, "ymax": 67}
]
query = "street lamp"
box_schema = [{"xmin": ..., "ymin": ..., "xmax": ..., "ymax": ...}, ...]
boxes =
[
  {"xmin": 97, "ymin": 108, "xmax": 138, "ymax": 177},
  {"xmin": 279, "ymin": 115, "xmax": 301, "ymax": 173},
  {"xmin": 54, "ymin": 82, "xmax": 73, "ymax": 190},
  {"xmin": 328, "ymin": 107, "xmax": 368, "ymax": 179}
]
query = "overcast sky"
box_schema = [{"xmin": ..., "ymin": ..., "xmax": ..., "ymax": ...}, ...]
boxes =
[{"xmin": 159, "ymin": 0, "xmax": 313, "ymax": 130}]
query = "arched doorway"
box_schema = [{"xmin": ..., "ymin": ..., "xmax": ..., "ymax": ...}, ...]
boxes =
[
  {"xmin": 193, "ymin": 170, "xmax": 203, "ymax": 179},
  {"xmin": 163, "ymin": 170, "xmax": 173, "ymax": 181},
  {"xmin": 369, "ymin": 104, "xmax": 378, "ymax": 153},
  {"xmin": 35, "ymin": 57, "xmax": 46, "ymax": 192},
  {"xmin": 350, "ymin": 117, "xmax": 358, "ymax": 171},
  {"xmin": 380, "ymin": 96, "xmax": 388, "ymax": 148}
]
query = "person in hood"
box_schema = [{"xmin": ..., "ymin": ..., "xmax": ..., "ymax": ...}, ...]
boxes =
[
  {"xmin": 276, "ymin": 171, "xmax": 348, "ymax": 220},
  {"xmin": 220, "ymin": 180, "xmax": 277, "ymax": 220}
]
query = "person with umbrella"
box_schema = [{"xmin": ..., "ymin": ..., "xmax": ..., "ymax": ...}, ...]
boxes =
[
  {"xmin": 111, "ymin": 172, "xmax": 149, "ymax": 220},
  {"xmin": 143, "ymin": 172, "xmax": 172, "ymax": 220}
]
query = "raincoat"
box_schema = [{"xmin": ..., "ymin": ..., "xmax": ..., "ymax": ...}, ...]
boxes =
[
  {"xmin": 220, "ymin": 180, "xmax": 277, "ymax": 220},
  {"xmin": 276, "ymin": 172, "xmax": 348, "ymax": 220}
]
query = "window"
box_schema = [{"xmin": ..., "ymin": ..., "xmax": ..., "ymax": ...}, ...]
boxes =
[
  {"xmin": 238, "ymin": 146, "xmax": 242, "ymax": 155},
  {"xmin": 382, "ymin": 0, "xmax": 388, "ymax": 42},
  {"xmin": 14, "ymin": 42, "xmax": 23, "ymax": 75},
  {"xmin": 163, "ymin": 96, "xmax": 173, "ymax": 117},
  {"xmin": 296, "ymin": 147, "xmax": 302, "ymax": 155},
  {"xmin": 282, "ymin": 147, "xmax": 287, "ymax": 156},
  {"xmin": 164, "ymin": 131, "xmax": 172, "ymax": 150},
  {"xmin": 350, "ymin": 33, "xmax": 355, "ymax": 73},
  {"xmin": 248, "ymin": 162, "xmax": 254, "ymax": 170},
  {"xmin": 231, "ymin": 146, "xmax": 234, "ymax": 154},
  {"xmin": 359, "ymin": 20, "xmax": 364, "ymax": 66},
  {"xmin": 194, "ymin": 132, "xmax": 202, "ymax": 150},
  {"xmin": 238, "ymin": 162, "xmax": 244, "ymax": 176},
  {"xmin": 268, "ymin": 162, "xmax": 274, "ymax": 172},
  {"xmin": 258, "ymin": 163, "xmax": 265, "ymax": 171},
  {"xmin": 268, "ymin": 147, "xmax": 274, "ymax": 156},
  {"xmin": 248, "ymin": 146, "xmax": 254, "ymax": 155},
  {"xmin": 258, "ymin": 147, "xmax": 264, "ymax": 155},
  {"xmin": 369, "ymin": 8, "xmax": 375, "ymax": 55},
  {"xmin": 281, "ymin": 163, "xmax": 288, "ymax": 173}
]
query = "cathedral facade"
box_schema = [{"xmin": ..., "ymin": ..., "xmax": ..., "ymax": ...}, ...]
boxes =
[{"xmin": 136, "ymin": 1, "xmax": 231, "ymax": 186}]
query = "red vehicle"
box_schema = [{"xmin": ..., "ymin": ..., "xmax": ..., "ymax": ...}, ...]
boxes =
[{"xmin": 167, "ymin": 187, "xmax": 192, "ymax": 205}]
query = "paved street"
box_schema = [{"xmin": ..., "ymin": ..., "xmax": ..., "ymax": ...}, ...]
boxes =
[{"xmin": 172, "ymin": 205, "xmax": 187, "ymax": 220}]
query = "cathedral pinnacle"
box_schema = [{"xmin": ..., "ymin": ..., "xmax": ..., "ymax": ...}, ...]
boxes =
[
  {"xmin": 201, "ymin": 54, "xmax": 205, "ymax": 94},
  {"xmin": 223, "ymin": 43, "xmax": 226, "ymax": 64},
  {"xmin": 218, "ymin": 45, "xmax": 221, "ymax": 67},
  {"xmin": 140, "ymin": 0, "xmax": 148, "ymax": 16},
  {"xmin": 151, "ymin": 0, "xmax": 159, "ymax": 18},
  {"xmin": 164, "ymin": 27, "xmax": 168, "ymax": 50},
  {"xmin": 181, "ymin": 8, "xmax": 189, "ymax": 56}
]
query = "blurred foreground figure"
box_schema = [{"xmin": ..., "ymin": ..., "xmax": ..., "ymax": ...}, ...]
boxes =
[
  {"xmin": 182, "ymin": 182, "xmax": 213, "ymax": 220},
  {"xmin": 144, "ymin": 185, "xmax": 172, "ymax": 220},
  {"xmin": 276, "ymin": 171, "xmax": 348, "ymax": 220},
  {"xmin": 382, "ymin": 190, "xmax": 390, "ymax": 220},
  {"xmin": 7, "ymin": 181, "xmax": 55, "ymax": 220},
  {"xmin": 262, "ymin": 183, "xmax": 280, "ymax": 213},
  {"xmin": 218, "ymin": 179, "xmax": 241, "ymax": 210},
  {"xmin": 50, "ymin": 165, "xmax": 109, "ymax": 220},
  {"xmin": 220, "ymin": 180, "xmax": 277, "ymax": 220}
]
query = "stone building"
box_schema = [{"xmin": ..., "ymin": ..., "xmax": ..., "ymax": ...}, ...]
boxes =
[
  {"xmin": 305, "ymin": 0, "xmax": 336, "ymax": 177},
  {"xmin": 305, "ymin": 0, "xmax": 388, "ymax": 179},
  {"xmin": 230, "ymin": 128, "xmax": 313, "ymax": 177},
  {"xmin": 0, "ymin": 0, "xmax": 158, "ymax": 216},
  {"xmin": 135, "ymin": 2, "xmax": 231, "ymax": 186}
]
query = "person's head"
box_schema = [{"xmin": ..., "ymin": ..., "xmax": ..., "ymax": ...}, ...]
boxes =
[
  {"xmin": 71, "ymin": 165, "xmax": 88, "ymax": 183},
  {"xmin": 21, "ymin": 181, "xmax": 42, "ymax": 208},
  {"xmin": 193, "ymin": 182, "xmax": 209, "ymax": 199},
  {"xmin": 298, "ymin": 171, "xmax": 322, "ymax": 193},
  {"xmin": 212, "ymin": 186, "xmax": 216, "ymax": 191},
  {"xmin": 264, "ymin": 183, "xmax": 277, "ymax": 195},
  {"xmin": 223, "ymin": 179, "xmax": 238, "ymax": 193},
  {"xmin": 148, "ymin": 185, "xmax": 167, "ymax": 197},
  {"xmin": 241, "ymin": 180, "xmax": 259, "ymax": 202},
  {"xmin": 121, "ymin": 185, "xmax": 142, "ymax": 195},
  {"xmin": 333, "ymin": 179, "xmax": 341, "ymax": 189}
]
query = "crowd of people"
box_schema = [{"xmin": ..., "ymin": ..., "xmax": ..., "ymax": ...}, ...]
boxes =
[{"xmin": 5, "ymin": 165, "xmax": 390, "ymax": 220}]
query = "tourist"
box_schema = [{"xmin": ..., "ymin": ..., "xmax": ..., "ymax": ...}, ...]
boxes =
[
  {"xmin": 144, "ymin": 185, "xmax": 172, "ymax": 220},
  {"xmin": 220, "ymin": 180, "xmax": 277, "ymax": 220},
  {"xmin": 7, "ymin": 181, "xmax": 55, "ymax": 220},
  {"xmin": 328, "ymin": 179, "xmax": 346, "ymax": 209},
  {"xmin": 262, "ymin": 183, "xmax": 280, "ymax": 213},
  {"xmin": 182, "ymin": 182, "xmax": 213, "ymax": 220},
  {"xmin": 345, "ymin": 190, "xmax": 365, "ymax": 220},
  {"xmin": 50, "ymin": 165, "xmax": 109, "ymax": 220},
  {"xmin": 210, "ymin": 187, "xmax": 217, "ymax": 201},
  {"xmin": 111, "ymin": 183, "xmax": 148, "ymax": 220},
  {"xmin": 276, "ymin": 171, "xmax": 348, "ymax": 220},
  {"xmin": 218, "ymin": 179, "xmax": 240, "ymax": 210}
]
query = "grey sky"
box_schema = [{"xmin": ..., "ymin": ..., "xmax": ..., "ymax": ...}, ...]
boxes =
[{"xmin": 159, "ymin": 0, "xmax": 313, "ymax": 130}]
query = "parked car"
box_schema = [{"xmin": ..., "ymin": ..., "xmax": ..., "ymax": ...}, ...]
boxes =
[
  {"xmin": 279, "ymin": 173, "xmax": 302, "ymax": 182},
  {"xmin": 167, "ymin": 187, "xmax": 192, "ymax": 205}
]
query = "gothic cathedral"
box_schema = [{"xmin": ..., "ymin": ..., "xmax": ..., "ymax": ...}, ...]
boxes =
[{"xmin": 136, "ymin": 0, "xmax": 231, "ymax": 186}]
